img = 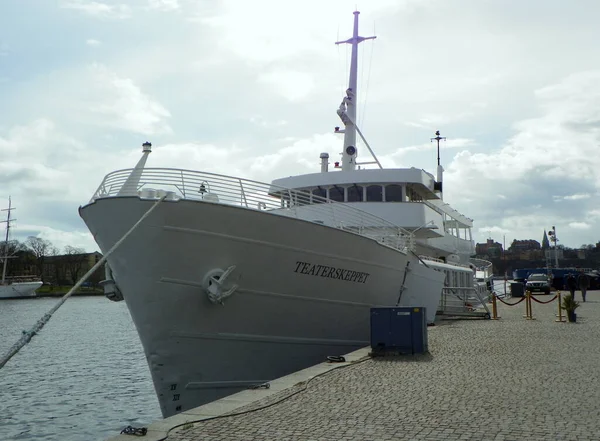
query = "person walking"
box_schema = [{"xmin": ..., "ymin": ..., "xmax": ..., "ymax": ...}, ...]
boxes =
[
  {"xmin": 566, "ymin": 273, "xmax": 577, "ymax": 300},
  {"xmin": 578, "ymin": 270, "xmax": 590, "ymax": 302}
]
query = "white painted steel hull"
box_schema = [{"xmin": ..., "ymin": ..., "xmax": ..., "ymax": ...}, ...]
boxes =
[
  {"xmin": 79, "ymin": 197, "xmax": 445, "ymax": 418},
  {"xmin": 0, "ymin": 281, "xmax": 42, "ymax": 299}
]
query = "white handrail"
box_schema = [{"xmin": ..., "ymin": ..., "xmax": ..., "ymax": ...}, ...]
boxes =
[{"xmin": 91, "ymin": 167, "xmax": 415, "ymax": 252}]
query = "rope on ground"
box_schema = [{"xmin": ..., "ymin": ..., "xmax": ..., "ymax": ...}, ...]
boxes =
[
  {"xmin": 0, "ymin": 196, "xmax": 166, "ymax": 370},
  {"xmin": 529, "ymin": 294, "xmax": 558, "ymax": 304},
  {"xmin": 164, "ymin": 356, "xmax": 371, "ymax": 440},
  {"xmin": 495, "ymin": 295, "xmax": 526, "ymax": 306}
]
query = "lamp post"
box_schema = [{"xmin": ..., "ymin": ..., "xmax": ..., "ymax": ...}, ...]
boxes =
[{"xmin": 548, "ymin": 226, "xmax": 559, "ymax": 268}]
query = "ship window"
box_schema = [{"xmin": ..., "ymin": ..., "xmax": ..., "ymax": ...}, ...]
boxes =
[
  {"xmin": 407, "ymin": 187, "xmax": 423, "ymax": 202},
  {"xmin": 312, "ymin": 187, "xmax": 327, "ymax": 204},
  {"xmin": 366, "ymin": 185, "xmax": 383, "ymax": 202},
  {"xmin": 386, "ymin": 184, "xmax": 403, "ymax": 202},
  {"xmin": 329, "ymin": 185, "xmax": 345, "ymax": 202},
  {"xmin": 347, "ymin": 185, "xmax": 363, "ymax": 202}
]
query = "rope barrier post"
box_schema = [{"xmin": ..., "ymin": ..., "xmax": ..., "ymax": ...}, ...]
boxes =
[
  {"xmin": 555, "ymin": 291, "xmax": 566, "ymax": 323},
  {"xmin": 492, "ymin": 293, "xmax": 499, "ymax": 320},
  {"xmin": 522, "ymin": 290, "xmax": 535, "ymax": 320},
  {"xmin": 527, "ymin": 291, "xmax": 536, "ymax": 320}
]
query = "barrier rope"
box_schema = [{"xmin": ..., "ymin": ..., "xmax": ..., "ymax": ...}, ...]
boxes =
[
  {"xmin": 495, "ymin": 295, "xmax": 526, "ymax": 306},
  {"xmin": 529, "ymin": 294, "xmax": 558, "ymax": 304},
  {"xmin": 0, "ymin": 196, "xmax": 166, "ymax": 370}
]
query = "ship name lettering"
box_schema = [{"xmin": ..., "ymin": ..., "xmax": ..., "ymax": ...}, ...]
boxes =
[{"xmin": 293, "ymin": 261, "xmax": 370, "ymax": 284}]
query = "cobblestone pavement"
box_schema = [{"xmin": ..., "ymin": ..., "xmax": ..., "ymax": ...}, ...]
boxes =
[{"xmin": 167, "ymin": 291, "xmax": 600, "ymax": 441}]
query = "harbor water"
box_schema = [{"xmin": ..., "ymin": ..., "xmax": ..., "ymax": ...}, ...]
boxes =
[
  {"xmin": 1, "ymin": 282, "xmax": 511, "ymax": 441},
  {"xmin": 0, "ymin": 296, "xmax": 161, "ymax": 441}
]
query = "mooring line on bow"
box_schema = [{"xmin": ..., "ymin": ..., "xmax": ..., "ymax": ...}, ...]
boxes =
[{"xmin": 0, "ymin": 196, "xmax": 166, "ymax": 370}]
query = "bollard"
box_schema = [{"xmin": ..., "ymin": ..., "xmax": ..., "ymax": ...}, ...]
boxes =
[
  {"xmin": 555, "ymin": 291, "xmax": 566, "ymax": 323},
  {"xmin": 492, "ymin": 293, "xmax": 499, "ymax": 320}
]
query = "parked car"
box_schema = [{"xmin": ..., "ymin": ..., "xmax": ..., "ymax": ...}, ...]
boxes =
[{"xmin": 525, "ymin": 273, "xmax": 551, "ymax": 294}]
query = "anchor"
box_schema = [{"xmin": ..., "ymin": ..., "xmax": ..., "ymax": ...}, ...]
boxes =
[{"xmin": 203, "ymin": 266, "xmax": 238, "ymax": 304}]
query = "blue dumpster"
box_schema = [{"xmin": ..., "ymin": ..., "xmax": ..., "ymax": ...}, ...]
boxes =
[{"xmin": 370, "ymin": 307, "xmax": 428, "ymax": 354}]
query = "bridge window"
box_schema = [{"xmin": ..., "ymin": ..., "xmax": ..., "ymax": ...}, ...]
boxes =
[
  {"xmin": 347, "ymin": 185, "xmax": 363, "ymax": 202},
  {"xmin": 329, "ymin": 185, "xmax": 345, "ymax": 202},
  {"xmin": 312, "ymin": 187, "xmax": 327, "ymax": 204},
  {"xmin": 406, "ymin": 187, "xmax": 423, "ymax": 202},
  {"xmin": 385, "ymin": 184, "xmax": 403, "ymax": 202},
  {"xmin": 366, "ymin": 185, "xmax": 383, "ymax": 202}
]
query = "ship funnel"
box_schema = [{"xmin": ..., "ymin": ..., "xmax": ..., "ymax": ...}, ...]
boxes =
[{"xmin": 320, "ymin": 152, "xmax": 329, "ymax": 173}]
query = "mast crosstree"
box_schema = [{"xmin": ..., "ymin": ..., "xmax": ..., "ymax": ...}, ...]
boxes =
[{"xmin": 334, "ymin": 11, "xmax": 376, "ymax": 171}]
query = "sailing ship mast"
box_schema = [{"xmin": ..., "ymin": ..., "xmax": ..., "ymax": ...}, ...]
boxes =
[{"xmin": 1, "ymin": 197, "xmax": 15, "ymax": 284}]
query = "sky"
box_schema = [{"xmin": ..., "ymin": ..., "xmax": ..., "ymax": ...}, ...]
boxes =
[{"xmin": 1, "ymin": 0, "xmax": 600, "ymax": 253}]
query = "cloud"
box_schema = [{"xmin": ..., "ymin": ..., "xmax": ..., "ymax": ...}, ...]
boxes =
[
  {"xmin": 4, "ymin": 0, "xmax": 600, "ymax": 253},
  {"xmin": 61, "ymin": 1, "xmax": 132, "ymax": 19},
  {"xmin": 476, "ymin": 225, "xmax": 511, "ymax": 235},
  {"xmin": 19, "ymin": 64, "xmax": 172, "ymax": 136},
  {"xmin": 147, "ymin": 0, "xmax": 180, "ymax": 11},
  {"xmin": 84, "ymin": 64, "xmax": 172, "ymax": 134},
  {"xmin": 258, "ymin": 70, "xmax": 315, "ymax": 102},
  {"xmin": 569, "ymin": 222, "xmax": 591, "ymax": 230},
  {"xmin": 557, "ymin": 193, "xmax": 592, "ymax": 201},
  {"xmin": 389, "ymin": 138, "xmax": 476, "ymax": 162},
  {"xmin": 443, "ymin": 70, "xmax": 600, "ymax": 246},
  {"xmin": 21, "ymin": 225, "xmax": 100, "ymax": 253}
]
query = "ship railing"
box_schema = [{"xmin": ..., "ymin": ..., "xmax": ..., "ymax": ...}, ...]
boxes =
[
  {"xmin": 91, "ymin": 167, "xmax": 415, "ymax": 252},
  {"xmin": 438, "ymin": 285, "xmax": 491, "ymax": 316},
  {"xmin": 1, "ymin": 275, "xmax": 41, "ymax": 284}
]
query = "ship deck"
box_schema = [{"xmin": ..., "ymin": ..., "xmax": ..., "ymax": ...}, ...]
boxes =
[{"xmin": 106, "ymin": 290, "xmax": 600, "ymax": 441}]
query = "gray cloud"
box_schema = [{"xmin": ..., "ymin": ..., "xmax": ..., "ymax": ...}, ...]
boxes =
[{"xmin": 3, "ymin": 0, "xmax": 600, "ymax": 251}]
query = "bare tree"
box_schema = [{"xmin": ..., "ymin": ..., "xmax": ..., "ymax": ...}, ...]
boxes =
[
  {"xmin": 49, "ymin": 246, "xmax": 65, "ymax": 286},
  {"xmin": 64, "ymin": 245, "xmax": 87, "ymax": 285},
  {"xmin": 0, "ymin": 239, "xmax": 26, "ymax": 279},
  {"xmin": 1, "ymin": 239, "xmax": 25, "ymax": 257},
  {"xmin": 25, "ymin": 236, "xmax": 53, "ymax": 281}
]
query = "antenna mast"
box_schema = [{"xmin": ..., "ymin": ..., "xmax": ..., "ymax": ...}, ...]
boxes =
[
  {"xmin": 431, "ymin": 130, "xmax": 446, "ymax": 167},
  {"xmin": 430, "ymin": 130, "xmax": 446, "ymax": 199},
  {"xmin": 335, "ymin": 11, "xmax": 376, "ymax": 171}
]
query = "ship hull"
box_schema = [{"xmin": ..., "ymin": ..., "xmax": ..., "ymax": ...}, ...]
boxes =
[
  {"xmin": 80, "ymin": 197, "xmax": 444, "ymax": 417},
  {"xmin": 0, "ymin": 281, "xmax": 42, "ymax": 299}
]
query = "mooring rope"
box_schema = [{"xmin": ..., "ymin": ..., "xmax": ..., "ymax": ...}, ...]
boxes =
[{"xmin": 0, "ymin": 196, "xmax": 166, "ymax": 370}]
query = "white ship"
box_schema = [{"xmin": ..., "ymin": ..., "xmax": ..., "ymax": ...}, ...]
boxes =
[
  {"xmin": 80, "ymin": 11, "xmax": 483, "ymax": 418},
  {"xmin": 0, "ymin": 198, "xmax": 43, "ymax": 299}
]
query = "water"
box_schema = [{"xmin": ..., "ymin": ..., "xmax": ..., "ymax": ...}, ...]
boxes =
[
  {"xmin": 0, "ymin": 297, "xmax": 161, "ymax": 441},
  {"xmin": 0, "ymin": 281, "xmax": 512, "ymax": 440}
]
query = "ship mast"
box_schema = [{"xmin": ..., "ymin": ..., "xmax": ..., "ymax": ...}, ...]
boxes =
[
  {"xmin": 335, "ymin": 11, "xmax": 376, "ymax": 171},
  {"xmin": 1, "ymin": 197, "xmax": 15, "ymax": 284},
  {"xmin": 430, "ymin": 130, "xmax": 446, "ymax": 199}
]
